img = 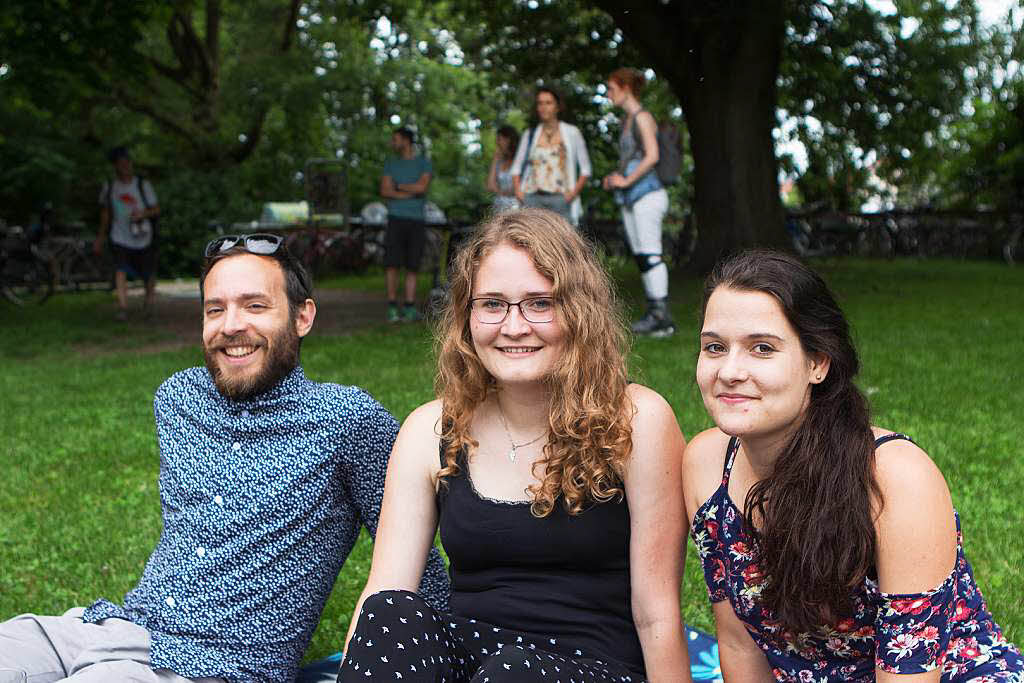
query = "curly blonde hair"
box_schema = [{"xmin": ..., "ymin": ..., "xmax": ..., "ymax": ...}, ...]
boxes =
[{"xmin": 435, "ymin": 208, "xmax": 634, "ymax": 517}]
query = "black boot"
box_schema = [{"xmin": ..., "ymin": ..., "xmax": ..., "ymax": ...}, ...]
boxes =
[{"xmin": 631, "ymin": 298, "xmax": 676, "ymax": 337}]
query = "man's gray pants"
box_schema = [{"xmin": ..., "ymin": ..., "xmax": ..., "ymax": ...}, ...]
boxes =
[{"xmin": 0, "ymin": 608, "xmax": 223, "ymax": 683}]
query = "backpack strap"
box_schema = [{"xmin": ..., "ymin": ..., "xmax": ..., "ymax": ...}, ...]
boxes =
[
  {"xmin": 104, "ymin": 177, "xmax": 114, "ymax": 213},
  {"xmin": 632, "ymin": 109, "xmax": 653, "ymax": 146},
  {"xmin": 136, "ymin": 175, "xmax": 151, "ymax": 209},
  {"xmin": 630, "ymin": 109, "xmax": 656, "ymax": 165},
  {"xmin": 135, "ymin": 175, "xmax": 159, "ymax": 243},
  {"xmin": 630, "ymin": 109, "xmax": 643, "ymax": 148},
  {"xmin": 519, "ymin": 126, "xmax": 537, "ymax": 178}
]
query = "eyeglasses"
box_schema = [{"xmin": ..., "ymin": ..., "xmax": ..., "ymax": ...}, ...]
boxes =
[
  {"xmin": 470, "ymin": 297, "xmax": 556, "ymax": 324},
  {"xmin": 204, "ymin": 233, "xmax": 284, "ymax": 258}
]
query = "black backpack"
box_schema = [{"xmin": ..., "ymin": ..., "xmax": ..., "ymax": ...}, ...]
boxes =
[{"xmin": 631, "ymin": 111, "xmax": 683, "ymax": 186}]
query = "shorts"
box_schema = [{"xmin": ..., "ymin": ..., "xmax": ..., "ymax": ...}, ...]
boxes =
[
  {"xmin": 112, "ymin": 244, "xmax": 158, "ymax": 281},
  {"xmin": 383, "ymin": 216, "xmax": 427, "ymax": 271}
]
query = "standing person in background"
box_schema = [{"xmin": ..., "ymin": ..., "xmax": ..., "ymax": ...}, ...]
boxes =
[
  {"xmin": 486, "ymin": 125, "xmax": 521, "ymax": 213},
  {"xmin": 94, "ymin": 146, "xmax": 161, "ymax": 322},
  {"xmin": 603, "ymin": 68, "xmax": 675, "ymax": 338},
  {"xmin": 380, "ymin": 127, "xmax": 433, "ymax": 323},
  {"xmin": 512, "ymin": 87, "xmax": 591, "ymax": 226}
]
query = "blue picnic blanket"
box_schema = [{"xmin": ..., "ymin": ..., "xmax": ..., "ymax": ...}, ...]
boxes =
[{"xmin": 297, "ymin": 625, "xmax": 721, "ymax": 682}]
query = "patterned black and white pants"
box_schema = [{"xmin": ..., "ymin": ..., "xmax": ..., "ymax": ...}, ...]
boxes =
[{"xmin": 338, "ymin": 590, "xmax": 645, "ymax": 682}]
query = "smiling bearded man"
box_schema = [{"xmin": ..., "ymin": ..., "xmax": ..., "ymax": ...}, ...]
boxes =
[
  {"xmin": 0, "ymin": 235, "xmax": 449, "ymax": 683},
  {"xmin": 200, "ymin": 252, "xmax": 302, "ymax": 402}
]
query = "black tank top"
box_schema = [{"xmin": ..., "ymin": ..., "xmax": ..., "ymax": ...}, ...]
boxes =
[{"xmin": 437, "ymin": 446, "xmax": 645, "ymax": 674}]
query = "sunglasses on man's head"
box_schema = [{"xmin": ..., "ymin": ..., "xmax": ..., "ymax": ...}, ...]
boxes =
[{"xmin": 204, "ymin": 233, "xmax": 284, "ymax": 258}]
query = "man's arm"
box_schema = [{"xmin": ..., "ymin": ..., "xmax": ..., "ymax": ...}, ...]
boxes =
[
  {"xmin": 140, "ymin": 180, "xmax": 161, "ymax": 219},
  {"xmin": 394, "ymin": 172, "xmax": 432, "ymax": 196},
  {"xmin": 380, "ymin": 174, "xmax": 415, "ymax": 199},
  {"xmin": 94, "ymin": 184, "xmax": 111, "ymax": 256}
]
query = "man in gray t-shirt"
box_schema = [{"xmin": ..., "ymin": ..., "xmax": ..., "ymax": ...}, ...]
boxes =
[
  {"xmin": 380, "ymin": 127, "xmax": 432, "ymax": 323},
  {"xmin": 93, "ymin": 146, "xmax": 161, "ymax": 321}
]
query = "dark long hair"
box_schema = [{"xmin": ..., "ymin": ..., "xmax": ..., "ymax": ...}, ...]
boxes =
[
  {"xmin": 702, "ymin": 249, "xmax": 879, "ymax": 636},
  {"xmin": 496, "ymin": 125, "xmax": 519, "ymax": 162}
]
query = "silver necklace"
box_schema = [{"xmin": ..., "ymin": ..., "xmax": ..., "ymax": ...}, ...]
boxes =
[{"xmin": 497, "ymin": 401, "xmax": 546, "ymax": 463}]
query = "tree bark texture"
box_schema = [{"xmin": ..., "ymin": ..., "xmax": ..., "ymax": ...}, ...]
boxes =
[{"xmin": 593, "ymin": 0, "xmax": 788, "ymax": 271}]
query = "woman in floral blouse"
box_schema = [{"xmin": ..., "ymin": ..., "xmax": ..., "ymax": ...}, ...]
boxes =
[
  {"xmin": 510, "ymin": 86, "xmax": 591, "ymax": 226},
  {"xmin": 683, "ymin": 249, "xmax": 1022, "ymax": 682}
]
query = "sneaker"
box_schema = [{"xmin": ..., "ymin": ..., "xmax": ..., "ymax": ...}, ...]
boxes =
[
  {"xmin": 386, "ymin": 304, "xmax": 400, "ymax": 323},
  {"xmin": 631, "ymin": 313, "xmax": 676, "ymax": 337},
  {"xmin": 402, "ymin": 305, "xmax": 423, "ymax": 323}
]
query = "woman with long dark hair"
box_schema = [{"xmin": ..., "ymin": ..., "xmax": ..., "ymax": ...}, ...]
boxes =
[
  {"xmin": 685, "ymin": 249, "xmax": 1022, "ymax": 682},
  {"xmin": 486, "ymin": 125, "xmax": 520, "ymax": 213},
  {"xmin": 511, "ymin": 87, "xmax": 592, "ymax": 226},
  {"xmin": 339, "ymin": 208, "xmax": 691, "ymax": 682}
]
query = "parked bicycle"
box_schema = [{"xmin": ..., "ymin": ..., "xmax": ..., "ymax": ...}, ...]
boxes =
[
  {"xmin": 48, "ymin": 235, "xmax": 112, "ymax": 291},
  {"xmin": 1, "ymin": 223, "xmax": 55, "ymax": 306}
]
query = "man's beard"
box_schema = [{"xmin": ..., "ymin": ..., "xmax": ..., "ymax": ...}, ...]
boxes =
[{"xmin": 204, "ymin": 324, "xmax": 301, "ymax": 401}]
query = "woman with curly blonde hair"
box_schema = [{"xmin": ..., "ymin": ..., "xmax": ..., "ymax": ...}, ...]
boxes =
[{"xmin": 340, "ymin": 208, "xmax": 691, "ymax": 682}]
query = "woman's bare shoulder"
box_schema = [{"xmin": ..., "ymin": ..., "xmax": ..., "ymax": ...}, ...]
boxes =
[
  {"xmin": 869, "ymin": 426, "xmax": 949, "ymax": 503},
  {"xmin": 683, "ymin": 428, "xmax": 730, "ymax": 471},
  {"xmin": 682, "ymin": 428, "xmax": 731, "ymax": 515},
  {"xmin": 626, "ymin": 382, "xmax": 674, "ymax": 417},
  {"xmin": 404, "ymin": 398, "xmax": 443, "ymax": 429},
  {"xmin": 393, "ymin": 399, "xmax": 445, "ymax": 470}
]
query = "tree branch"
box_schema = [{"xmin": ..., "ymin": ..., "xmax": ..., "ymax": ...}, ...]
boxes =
[
  {"xmin": 115, "ymin": 88, "xmax": 201, "ymax": 151},
  {"xmin": 281, "ymin": 0, "xmax": 301, "ymax": 53},
  {"xmin": 146, "ymin": 55, "xmax": 204, "ymax": 100},
  {"xmin": 205, "ymin": 0, "xmax": 220, "ymax": 91},
  {"xmin": 229, "ymin": 106, "xmax": 270, "ymax": 164},
  {"xmin": 225, "ymin": 0, "xmax": 300, "ymax": 164}
]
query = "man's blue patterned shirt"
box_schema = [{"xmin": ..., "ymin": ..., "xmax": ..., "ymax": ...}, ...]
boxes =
[{"xmin": 82, "ymin": 365, "xmax": 449, "ymax": 683}]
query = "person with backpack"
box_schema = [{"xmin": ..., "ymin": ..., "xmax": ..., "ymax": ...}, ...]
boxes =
[
  {"xmin": 93, "ymin": 146, "xmax": 161, "ymax": 321},
  {"xmin": 603, "ymin": 68, "xmax": 677, "ymax": 337},
  {"xmin": 511, "ymin": 86, "xmax": 592, "ymax": 226}
]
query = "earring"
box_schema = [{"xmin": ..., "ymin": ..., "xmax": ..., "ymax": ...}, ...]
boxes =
[{"xmin": 815, "ymin": 375, "xmax": 822, "ymax": 380}]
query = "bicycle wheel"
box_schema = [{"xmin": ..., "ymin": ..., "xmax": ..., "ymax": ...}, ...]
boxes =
[
  {"xmin": 2, "ymin": 258, "xmax": 53, "ymax": 305},
  {"xmin": 62, "ymin": 251, "xmax": 108, "ymax": 290}
]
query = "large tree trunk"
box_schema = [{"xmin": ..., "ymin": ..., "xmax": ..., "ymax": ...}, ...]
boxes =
[{"xmin": 593, "ymin": 1, "xmax": 787, "ymax": 271}]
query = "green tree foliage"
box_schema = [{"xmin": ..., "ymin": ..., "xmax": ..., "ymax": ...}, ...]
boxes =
[
  {"xmin": 779, "ymin": 0, "xmax": 987, "ymax": 210},
  {"xmin": 0, "ymin": 1, "xmax": 156, "ymax": 221},
  {"xmin": 0, "ymin": 0, "xmax": 1013, "ymax": 276},
  {"xmin": 930, "ymin": 9, "xmax": 1023, "ymax": 210}
]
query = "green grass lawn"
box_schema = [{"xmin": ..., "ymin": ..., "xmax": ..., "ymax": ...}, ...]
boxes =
[{"xmin": 1, "ymin": 258, "xmax": 1022, "ymax": 664}]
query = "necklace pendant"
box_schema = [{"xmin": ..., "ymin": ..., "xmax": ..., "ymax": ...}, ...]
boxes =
[{"xmin": 508, "ymin": 447, "xmax": 517, "ymax": 463}]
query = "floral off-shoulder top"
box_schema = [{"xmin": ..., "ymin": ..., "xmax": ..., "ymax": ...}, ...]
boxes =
[{"xmin": 691, "ymin": 433, "xmax": 1023, "ymax": 682}]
